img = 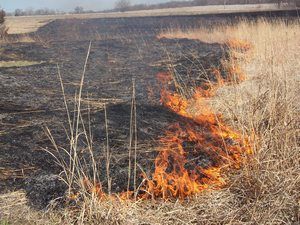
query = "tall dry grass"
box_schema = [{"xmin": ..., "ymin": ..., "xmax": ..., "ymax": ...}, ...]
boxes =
[
  {"xmin": 1, "ymin": 19, "xmax": 299, "ymax": 224},
  {"xmin": 212, "ymin": 19, "xmax": 300, "ymax": 225}
]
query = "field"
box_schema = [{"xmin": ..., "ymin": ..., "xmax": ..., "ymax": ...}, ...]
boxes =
[
  {"xmin": 0, "ymin": 9, "xmax": 299, "ymax": 225},
  {"xmin": 4, "ymin": 3, "xmax": 296, "ymax": 34}
]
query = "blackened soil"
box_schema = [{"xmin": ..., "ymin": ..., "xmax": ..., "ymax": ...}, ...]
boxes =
[{"xmin": 0, "ymin": 13, "xmax": 295, "ymax": 208}]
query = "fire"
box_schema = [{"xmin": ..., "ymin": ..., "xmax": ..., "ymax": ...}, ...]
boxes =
[
  {"xmin": 81, "ymin": 70, "xmax": 252, "ymax": 201},
  {"xmin": 226, "ymin": 38, "xmax": 252, "ymax": 52},
  {"xmin": 83, "ymin": 177, "xmax": 105, "ymax": 199},
  {"xmin": 142, "ymin": 67, "xmax": 252, "ymax": 199},
  {"xmin": 79, "ymin": 40, "xmax": 253, "ymax": 201}
]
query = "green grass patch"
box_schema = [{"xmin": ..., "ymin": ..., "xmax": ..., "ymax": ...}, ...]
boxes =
[{"xmin": 0, "ymin": 220, "xmax": 10, "ymax": 225}]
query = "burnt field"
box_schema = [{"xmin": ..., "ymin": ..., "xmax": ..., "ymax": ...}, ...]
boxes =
[{"xmin": 0, "ymin": 12, "xmax": 298, "ymax": 210}]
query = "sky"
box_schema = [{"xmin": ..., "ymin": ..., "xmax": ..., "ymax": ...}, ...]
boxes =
[{"xmin": 0, "ymin": 0, "xmax": 174, "ymax": 12}]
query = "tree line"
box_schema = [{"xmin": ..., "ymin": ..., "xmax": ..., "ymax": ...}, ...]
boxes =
[
  {"xmin": 13, "ymin": 8, "xmax": 65, "ymax": 16},
  {"xmin": 113, "ymin": 0, "xmax": 297, "ymax": 12}
]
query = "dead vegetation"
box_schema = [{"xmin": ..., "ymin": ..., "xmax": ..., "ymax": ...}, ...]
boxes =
[
  {"xmin": 1, "ymin": 19, "xmax": 299, "ymax": 224},
  {"xmin": 214, "ymin": 18, "xmax": 300, "ymax": 225}
]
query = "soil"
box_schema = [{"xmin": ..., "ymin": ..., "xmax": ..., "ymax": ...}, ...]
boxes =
[{"xmin": 0, "ymin": 13, "xmax": 296, "ymax": 208}]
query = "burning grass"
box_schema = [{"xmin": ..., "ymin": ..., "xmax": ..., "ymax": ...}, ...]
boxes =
[
  {"xmin": 142, "ymin": 69, "xmax": 252, "ymax": 200},
  {"xmin": 2, "ymin": 19, "xmax": 299, "ymax": 224}
]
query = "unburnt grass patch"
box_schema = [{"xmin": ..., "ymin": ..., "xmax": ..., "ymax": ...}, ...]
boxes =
[{"xmin": 0, "ymin": 60, "xmax": 44, "ymax": 68}]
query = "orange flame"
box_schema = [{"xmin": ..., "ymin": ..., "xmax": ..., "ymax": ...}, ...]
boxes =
[
  {"xmin": 226, "ymin": 39, "xmax": 252, "ymax": 52},
  {"xmin": 83, "ymin": 177, "xmax": 106, "ymax": 199},
  {"xmin": 142, "ymin": 67, "xmax": 252, "ymax": 199}
]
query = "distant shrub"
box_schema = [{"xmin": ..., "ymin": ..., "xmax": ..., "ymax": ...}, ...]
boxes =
[
  {"xmin": 0, "ymin": 8, "xmax": 5, "ymax": 24},
  {"xmin": 0, "ymin": 8, "xmax": 8, "ymax": 39},
  {"xmin": 74, "ymin": 6, "xmax": 84, "ymax": 14},
  {"xmin": 115, "ymin": 0, "xmax": 131, "ymax": 12}
]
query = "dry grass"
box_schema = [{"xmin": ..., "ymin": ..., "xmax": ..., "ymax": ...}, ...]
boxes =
[
  {"xmin": 213, "ymin": 19, "xmax": 300, "ymax": 225},
  {"xmin": 4, "ymin": 17, "xmax": 53, "ymax": 34},
  {"xmin": 1, "ymin": 19, "xmax": 299, "ymax": 224},
  {"xmin": 0, "ymin": 60, "xmax": 43, "ymax": 68},
  {"xmin": 0, "ymin": 32, "xmax": 48, "ymax": 45}
]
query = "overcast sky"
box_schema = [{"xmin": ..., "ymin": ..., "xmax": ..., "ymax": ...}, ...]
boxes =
[{"xmin": 1, "ymin": 0, "xmax": 177, "ymax": 12}]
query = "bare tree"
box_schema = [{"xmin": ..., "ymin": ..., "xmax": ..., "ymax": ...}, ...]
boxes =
[
  {"xmin": 15, "ymin": 9, "xmax": 24, "ymax": 16},
  {"xmin": 74, "ymin": 6, "xmax": 84, "ymax": 14},
  {"xmin": 115, "ymin": 0, "xmax": 131, "ymax": 12}
]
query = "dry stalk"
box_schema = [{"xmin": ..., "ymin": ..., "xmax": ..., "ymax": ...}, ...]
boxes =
[{"xmin": 104, "ymin": 103, "xmax": 112, "ymax": 195}]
